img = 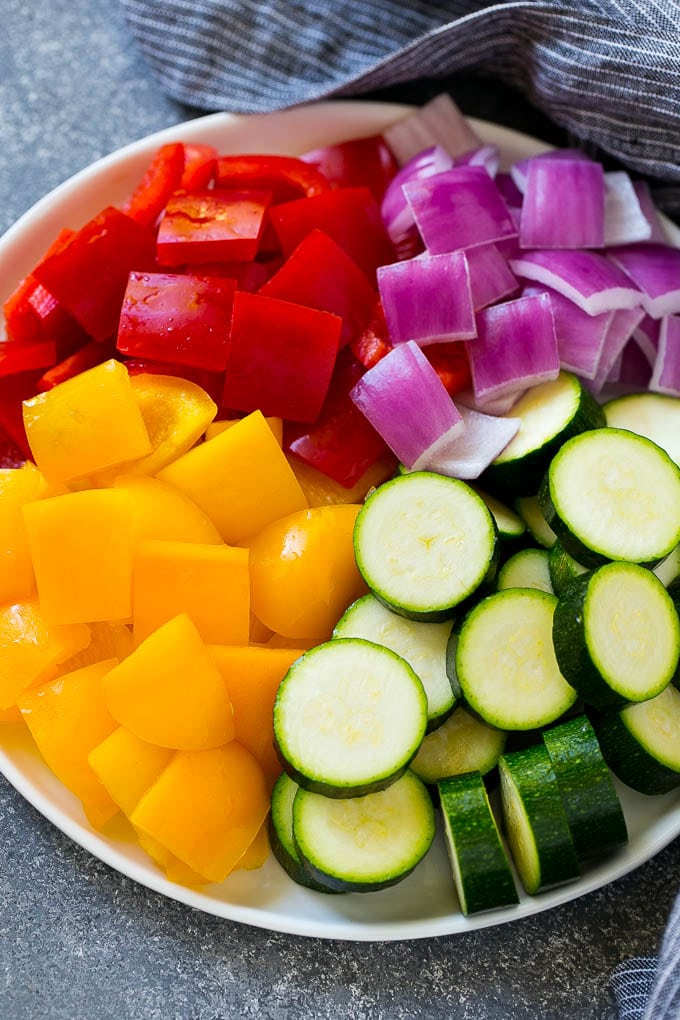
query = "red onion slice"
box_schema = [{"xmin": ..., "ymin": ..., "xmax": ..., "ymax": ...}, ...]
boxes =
[
  {"xmin": 509, "ymin": 250, "xmax": 642, "ymax": 315},
  {"xmin": 466, "ymin": 244, "xmax": 518, "ymax": 311},
  {"xmin": 510, "ymin": 149, "xmax": 593, "ymax": 193},
  {"xmin": 418, "ymin": 404, "xmax": 520, "ymax": 479},
  {"xmin": 520, "ymin": 158, "xmax": 605, "ymax": 249},
  {"xmin": 604, "ymin": 172, "xmax": 652, "ymax": 246},
  {"xmin": 608, "ymin": 244, "xmax": 680, "ymax": 318},
  {"xmin": 649, "ymin": 315, "xmax": 680, "ymax": 397},
  {"xmin": 589, "ymin": 307, "xmax": 645, "ymax": 393},
  {"xmin": 380, "ymin": 145, "xmax": 453, "ymax": 247},
  {"xmin": 523, "ymin": 283, "xmax": 612, "ymax": 381},
  {"xmin": 383, "ymin": 94, "xmax": 482, "ymax": 166},
  {"xmin": 632, "ymin": 181, "xmax": 669, "ymax": 244},
  {"xmin": 377, "ymin": 251, "xmax": 476, "ymax": 345}
]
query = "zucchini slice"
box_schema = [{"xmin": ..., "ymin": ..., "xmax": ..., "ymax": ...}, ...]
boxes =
[
  {"xmin": 499, "ymin": 746, "xmax": 580, "ymax": 894},
  {"xmin": 497, "ymin": 548, "xmax": 554, "ymax": 594},
  {"xmin": 592, "ymin": 685, "xmax": 680, "ymax": 795},
  {"xmin": 603, "ymin": 391, "xmax": 680, "ymax": 467},
  {"xmin": 485, "ymin": 372, "xmax": 605, "ymax": 497},
  {"xmin": 353, "ymin": 472, "xmax": 498, "ymax": 622},
  {"xmin": 292, "ymin": 770, "xmax": 435, "ymax": 893},
  {"xmin": 552, "ymin": 562, "xmax": 680, "ymax": 708},
  {"xmin": 410, "ymin": 705, "xmax": 506, "ymax": 784},
  {"xmin": 542, "ymin": 715, "xmax": 627, "ymax": 861},
  {"xmin": 514, "ymin": 495, "xmax": 557, "ymax": 550},
  {"xmin": 654, "ymin": 545, "xmax": 680, "ymax": 588},
  {"xmin": 539, "ymin": 427, "xmax": 680, "ymax": 568},
  {"xmin": 438, "ymin": 772, "xmax": 518, "ymax": 915},
  {"xmin": 268, "ymin": 772, "xmax": 341, "ymax": 893},
  {"xmin": 333, "ymin": 594, "xmax": 458, "ymax": 732},
  {"xmin": 456, "ymin": 588, "xmax": 577, "ymax": 730},
  {"xmin": 548, "ymin": 541, "xmax": 588, "ymax": 597},
  {"xmin": 273, "ymin": 638, "xmax": 427, "ymax": 798},
  {"xmin": 469, "ymin": 485, "xmax": 527, "ymax": 549}
]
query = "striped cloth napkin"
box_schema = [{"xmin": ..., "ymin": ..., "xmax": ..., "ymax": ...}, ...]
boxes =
[{"xmin": 119, "ymin": 2, "xmax": 679, "ymax": 1014}]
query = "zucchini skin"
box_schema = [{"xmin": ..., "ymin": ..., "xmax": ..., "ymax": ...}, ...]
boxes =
[
  {"xmin": 669, "ymin": 578, "xmax": 680, "ymax": 690},
  {"xmin": 483, "ymin": 379, "xmax": 605, "ymax": 499},
  {"xmin": 273, "ymin": 736, "xmax": 415, "ymax": 800},
  {"xmin": 499, "ymin": 746, "xmax": 580, "ymax": 894},
  {"xmin": 542, "ymin": 715, "xmax": 627, "ymax": 861},
  {"xmin": 268, "ymin": 774, "xmax": 343, "ymax": 894},
  {"xmin": 590, "ymin": 708, "xmax": 680, "ymax": 796},
  {"xmin": 538, "ymin": 474, "xmax": 607, "ymax": 569},
  {"xmin": 438, "ymin": 772, "xmax": 518, "ymax": 915},
  {"xmin": 548, "ymin": 541, "xmax": 588, "ymax": 597},
  {"xmin": 552, "ymin": 571, "xmax": 619, "ymax": 709}
]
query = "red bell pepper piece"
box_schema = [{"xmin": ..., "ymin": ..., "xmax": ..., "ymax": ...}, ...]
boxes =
[
  {"xmin": 269, "ymin": 188, "xmax": 396, "ymax": 281},
  {"xmin": 0, "ymin": 338, "xmax": 56, "ymax": 378},
  {"xmin": 223, "ymin": 291, "xmax": 341, "ymax": 423},
  {"xmin": 425, "ymin": 342, "xmax": 472, "ymax": 396},
  {"xmin": 301, "ymin": 134, "xmax": 398, "ymax": 203},
  {"xmin": 36, "ymin": 339, "xmax": 115, "ymax": 391},
  {"xmin": 180, "ymin": 144, "xmax": 218, "ymax": 191},
  {"xmin": 32, "ymin": 207, "xmax": 156, "ymax": 342},
  {"xmin": 286, "ymin": 348, "xmax": 389, "ymax": 487},
  {"xmin": 350, "ymin": 300, "xmax": 393, "ymax": 368},
  {"xmin": 259, "ymin": 229, "xmax": 376, "ymax": 348},
  {"xmin": 124, "ymin": 357, "xmax": 223, "ymax": 404},
  {"xmin": 116, "ymin": 271, "xmax": 236, "ymax": 373},
  {"xmin": 156, "ymin": 190, "xmax": 272, "ymax": 265},
  {"xmin": 189, "ymin": 257, "xmax": 284, "ymax": 292},
  {"xmin": 3, "ymin": 276, "xmax": 41, "ymax": 344},
  {"xmin": 0, "ymin": 369, "xmax": 43, "ymax": 458},
  {"xmin": 215, "ymin": 155, "xmax": 330, "ymax": 204},
  {"xmin": 122, "ymin": 142, "xmax": 186, "ymax": 228}
]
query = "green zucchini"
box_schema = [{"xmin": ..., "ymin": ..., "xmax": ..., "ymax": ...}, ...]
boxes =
[
  {"xmin": 268, "ymin": 772, "xmax": 341, "ymax": 893},
  {"xmin": 552, "ymin": 562, "xmax": 680, "ymax": 709},
  {"xmin": 438, "ymin": 772, "xmax": 518, "ymax": 914},
  {"xmin": 539, "ymin": 427, "xmax": 680, "ymax": 568},
  {"xmin": 548, "ymin": 541, "xmax": 588, "ymax": 597},
  {"xmin": 469, "ymin": 485, "xmax": 527, "ymax": 550},
  {"xmin": 353, "ymin": 472, "xmax": 498, "ymax": 621},
  {"xmin": 514, "ymin": 495, "xmax": 557, "ymax": 550},
  {"xmin": 292, "ymin": 770, "xmax": 435, "ymax": 892},
  {"xmin": 542, "ymin": 715, "xmax": 627, "ymax": 861},
  {"xmin": 456, "ymin": 588, "xmax": 577, "ymax": 730},
  {"xmin": 497, "ymin": 547, "xmax": 554, "ymax": 594},
  {"xmin": 484, "ymin": 371, "xmax": 605, "ymax": 497},
  {"xmin": 273, "ymin": 638, "xmax": 427, "ymax": 798},
  {"xmin": 654, "ymin": 545, "xmax": 680, "ymax": 588},
  {"xmin": 333, "ymin": 594, "xmax": 458, "ymax": 732},
  {"xmin": 591, "ymin": 685, "xmax": 680, "ymax": 795},
  {"xmin": 669, "ymin": 578, "xmax": 680, "ymax": 689},
  {"xmin": 499, "ymin": 745, "xmax": 580, "ymax": 894},
  {"xmin": 410, "ymin": 705, "xmax": 506, "ymax": 784},
  {"xmin": 603, "ymin": 391, "xmax": 680, "ymax": 467}
]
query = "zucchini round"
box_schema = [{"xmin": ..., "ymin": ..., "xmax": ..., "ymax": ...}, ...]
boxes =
[
  {"xmin": 438, "ymin": 772, "xmax": 518, "ymax": 915},
  {"xmin": 410, "ymin": 705, "xmax": 507, "ymax": 784},
  {"xmin": 292, "ymin": 770, "xmax": 435, "ymax": 892},
  {"xmin": 548, "ymin": 541, "xmax": 588, "ymax": 597},
  {"xmin": 353, "ymin": 472, "xmax": 498, "ymax": 622},
  {"xmin": 552, "ymin": 561, "xmax": 680, "ymax": 708},
  {"xmin": 469, "ymin": 485, "xmax": 527, "ymax": 549},
  {"xmin": 591, "ymin": 685, "xmax": 680, "ymax": 795},
  {"xmin": 485, "ymin": 372, "xmax": 605, "ymax": 497},
  {"xmin": 497, "ymin": 548, "xmax": 554, "ymax": 594},
  {"xmin": 333, "ymin": 594, "xmax": 457, "ymax": 732},
  {"xmin": 514, "ymin": 495, "xmax": 557, "ymax": 550},
  {"xmin": 542, "ymin": 715, "xmax": 627, "ymax": 861},
  {"xmin": 273, "ymin": 638, "xmax": 428, "ymax": 798},
  {"xmin": 499, "ymin": 745, "xmax": 580, "ymax": 894},
  {"xmin": 268, "ymin": 772, "xmax": 341, "ymax": 893},
  {"xmin": 603, "ymin": 391, "xmax": 680, "ymax": 468},
  {"xmin": 539, "ymin": 427, "xmax": 680, "ymax": 568},
  {"xmin": 456, "ymin": 588, "xmax": 577, "ymax": 730}
]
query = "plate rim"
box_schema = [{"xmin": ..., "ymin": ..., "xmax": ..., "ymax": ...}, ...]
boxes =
[{"xmin": 1, "ymin": 99, "xmax": 678, "ymax": 941}]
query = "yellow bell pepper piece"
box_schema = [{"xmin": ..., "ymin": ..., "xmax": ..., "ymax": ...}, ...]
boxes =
[
  {"xmin": 132, "ymin": 540, "xmax": 249, "ymax": 645},
  {"xmin": 130, "ymin": 742, "xmax": 270, "ymax": 883},
  {"xmin": 115, "ymin": 475, "xmax": 223, "ymax": 545},
  {"xmin": 101, "ymin": 613, "xmax": 234, "ymax": 750},
  {"xmin": 18, "ymin": 659, "xmax": 120, "ymax": 828},
  {"xmin": 56, "ymin": 621, "xmax": 134, "ymax": 676},
  {"xmin": 205, "ymin": 416, "xmax": 283, "ymax": 446},
  {"xmin": 22, "ymin": 359, "xmax": 151, "ymax": 484},
  {"xmin": 0, "ymin": 463, "xmax": 43, "ymax": 604},
  {"xmin": 158, "ymin": 410, "xmax": 307, "ymax": 544},
  {"xmin": 287, "ymin": 454, "xmax": 396, "ymax": 507},
  {"xmin": 88, "ymin": 726, "xmax": 173, "ymax": 816},
  {"xmin": 23, "ymin": 488, "xmax": 133, "ymax": 625}
]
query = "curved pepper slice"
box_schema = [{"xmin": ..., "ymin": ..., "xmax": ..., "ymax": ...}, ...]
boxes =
[
  {"xmin": 215, "ymin": 154, "xmax": 330, "ymax": 203},
  {"xmin": 122, "ymin": 142, "xmax": 186, "ymax": 228}
]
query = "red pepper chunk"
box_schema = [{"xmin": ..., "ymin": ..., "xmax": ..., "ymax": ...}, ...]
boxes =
[
  {"xmin": 37, "ymin": 339, "xmax": 116, "ymax": 391},
  {"xmin": 301, "ymin": 135, "xmax": 398, "ymax": 203},
  {"xmin": 0, "ymin": 338, "xmax": 56, "ymax": 378},
  {"xmin": 425, "ymin": 342, "xmax": 472, "ymax": 397},
  {"xmin": 180, "ymin": 144, "xmax": 218, "ymax": 191},
  {"xmin": 223, "ymin": 292, "xmax": 341, "ymax": 423},
  {"xmin": 156, "ymin": 190, "xmax": 272, "ymax": 265},
  {"xmin": 350, "ymin": 300, "xmax": 393, "ymax": 368},
  {"xmin": 269, "ymin": 188, "xmax": 396, "ymax": 282},
  {"xmin": 287, "ymin": 349, "xmax": 389, "ymax": 487},
  {"xmin": 215, "ymin": 155, "xmax": 330, "ymax": 204},
  {"xmin": 259, "ymin": 229, "xmax": 376, "ymax": 348},
  {"xmin": 123, "ymin": 142, "xmax": 186, "ymax": 228},
  {"xmin": 117, "ymin": 272, "xmax": 236, "ymax": 373},
  {"xmin": 32, "ymin": 207, "xmax": 156, "ymax": 342}
]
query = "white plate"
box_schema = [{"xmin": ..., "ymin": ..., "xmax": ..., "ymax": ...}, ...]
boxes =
[{"xmin": 1, "ymin": 101, "xmax": 678, "ymax": 941}]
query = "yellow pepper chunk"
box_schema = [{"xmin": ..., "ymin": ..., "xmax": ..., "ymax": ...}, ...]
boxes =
[
  {"xmin": 101, "ymin": 613, "xmax": 234, "ymax": 750},
  {"xmin": 158, "ymin": 410, "xmax": 307, "ymax": 544},
  {"xmin": 115, "ymin": 476, "xmax": 223, "ymax": 546},
  {"xmin": 0, "ymin": 463, "xmax": 43, "ymax": 604},
  {"xmin": 56, "ymin": 621, "xmax": 134, "ymax": 676},
  {"xmin": 88, "ymin": 726, "xmax": 173, "ymax": 816},
  {"xmin": 234, "ymin": 821, "xmax": 270, "ymax": 871},
  {"xmin": 205, "ymin": 416, "xmax": 283, "ymax": 446},
  {"xmin": 133, "ymin": 540, "xmax": 250, "ymax": 645},
  {"xmin": 22, "ymin": 359, "xmax": 151, "ymax": 484},
  {"xmin": 23, "ymin": 488, "xmax": 133, "ymax": 625},
  {"xmin": 287, "ymin": 453, "xmax": 395, "ymax": 507},
  {"xmin": 131, "ymin": 742, "xmax": 270, "ymax": 883},
  {"xmin": 18, "ymin": 659, "xmax": 120, "ymax": 828},
  {"xmin": 0, "ymin": 600, "xmax": 90, "ymax": 709}
]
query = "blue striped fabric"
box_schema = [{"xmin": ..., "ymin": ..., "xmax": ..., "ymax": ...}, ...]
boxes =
[{"xmin": 120, "ymin": 0, "xmax": 680, "ymax": 216}]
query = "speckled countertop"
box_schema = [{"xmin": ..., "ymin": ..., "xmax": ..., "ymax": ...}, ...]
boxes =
[{"xmin": 1, "ymin": 3, "xmax": 678, "ymax": 1017}]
